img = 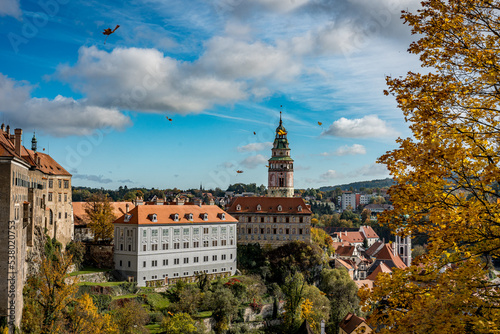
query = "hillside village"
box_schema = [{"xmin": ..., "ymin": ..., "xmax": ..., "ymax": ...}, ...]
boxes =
[{"xmin": 0, "ymin": 112, "xmax": 414, "ymax": 334}]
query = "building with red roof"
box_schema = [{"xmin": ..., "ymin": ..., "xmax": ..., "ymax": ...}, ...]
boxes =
[
  {"xmin": 0, "ymin": 125, "xmax": 72, "ymax": 327},
  {"xmin": 113, "ymin": 203, "xmax": 237, "ymax": 287},
  {"xmin": 226, "ymin": 196, "xmax": 312, "ymax": 248},
  {"xmin": 339, "ymin": 313, "xmax": 372, "ymax": 334}
]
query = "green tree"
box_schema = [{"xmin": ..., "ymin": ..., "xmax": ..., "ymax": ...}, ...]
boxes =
[
  {"xmin": 302, "ymin": 285, "xmax": 330, "ymax": 334},
  {"xmin": 319, "ymin": 268, "xmax": 359, "ymax": 334},
  {"xmin": 208, "ymin": 287, "xmax": 239, "ymax": 334},
  {"xmin": 85, "ymin": 193, "xmax": 116, "ymax": 243},
  {"xmin": 282, "ymin": 272, "xmax": 306, "ymax": 331}
]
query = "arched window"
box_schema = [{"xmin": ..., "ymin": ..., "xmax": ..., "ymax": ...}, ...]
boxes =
[
  {"xmin": 236, "ymin": 204, "xmax": 241, "ymax": 211},
  {"xmin": 49, "ymin": 209, "xmax": 53, "ymax": 225},
  {"xmin": 277, "ymin": 205, "xmax": 282, "ymax": 212},
  {"xmin": 257, "ymin": 204, "xmax": 261, "ymax": 211},
  {"xmin": 152, "ymin": 214, "xmax": 157, "ymax": 222},
  {"xmin": 298, "ymin": 205, "xmax": 302, "ymax": 212}
]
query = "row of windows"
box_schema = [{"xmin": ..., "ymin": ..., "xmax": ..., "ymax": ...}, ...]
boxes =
[
  {"xmin": 137, "ymin": 239, "xmax": 233, "ymax": 252},
  {"xmin": 141, "ymin": 226, "xmax": 232, "ymax": 238},
  {"xmin": 47, "ymin": 192, "xmax": 69, "ymax": 203},
  {"xmin": 239, "ymin": 227, "xmax": 305, "ymax": 235},
  {"xmin": 137, "ymin": 253, "xmax": 233, "ymax": 268},
  {"xmin": 237, "ymin": 216, "xmax": 307, "ymax": 223},
  {"xmin": 141, "ymin": 267, "xmax": 233, "ymax": 281},
  {"xmin": 48, "ymin": 179, "xmax": 70, "ymax": 189}
]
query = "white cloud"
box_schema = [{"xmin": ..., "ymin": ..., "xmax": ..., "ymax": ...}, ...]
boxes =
[
  {"xmin": 237, "ymin": 142, "xmax": 272, "ymax": 152},
  {"xmin": 322, "ymin": 115, "xmax": 397, "ymax": 138},
  {"xmin": 240, "ymin": 154, "xmax": 267, "ymax": 169},
  {"xmin": 253, "ymin": 0, "xmax": 310, "ymax": 12},
  {"xmin": 320, "ymin": 169, "xmax": 342, "ymax": 180},
  {"xmin": 320, "ymin": 144, "xmax": 366, "ymax": 157},
  {"xmin": 0, "ymin": 74, "xmax": 130, "ymax": 137},
  {"xmin": 56, "ymin": 42, "xmax": 302, "ymax": 114},
  {"xmin": 0, "ymin": 0, "xmax": 21, "ymax": 19},
  {"xmin": 355, "ymin": 162, "xmax": 390, "ymax": 178}
]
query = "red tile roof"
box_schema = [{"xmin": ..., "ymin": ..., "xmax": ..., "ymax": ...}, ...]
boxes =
[
  {"xmin": 366, "ymin": 262, "xmax": 393, "ymax": 281},
  {"xmin": 335, "ymin": 258, "xmax": 355, "ymax": 270},
  {"xmin": 226, "ymin": 197, "xmax": 312, "ymax": 214},
  {"xmin": 339, "ymin": 313, "xmax": 370, "ymax": 334},
  {"xmin": 375, "ymin": 244, "xmax": 407, "ymax": 269},
  {"xmin": 355, "ymin": 280, "xmax": 374, "ymax": 290},
  {"xmin": 365, "ymin": 241, "xmax": 384, "ymax": 257},
  {"xmin": 337, "ymin": 231, "xmax": 365, "ymax": 244},
  {"xmin": 336, "ymin": 245, "xmax": 356, "ymax": 257},
  {"xmin": 73, "ymin": 202, "xmax": 136, "ymax": 226},
  {"xmin": 0, "ymin": 128, "xmax": 70, "ymax": 175},
  {"xmin": 113, "ymin": 204, "xmax": 237, "ymax": 225},
  {"xmin": 360, "ymin": 225, "xmax": 379, "ymax": 239}
]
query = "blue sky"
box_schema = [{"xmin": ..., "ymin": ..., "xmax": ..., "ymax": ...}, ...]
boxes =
[{"xmin": 0, "ymin": 0, "xmax": 422, "ymax": 190}]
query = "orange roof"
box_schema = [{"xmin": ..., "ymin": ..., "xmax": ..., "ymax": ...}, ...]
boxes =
[
  {"xmin": 113, "ymin": 204, "xmax": 237, "ymax": 225},
  {"xmin": 332, "ymin": 241, "xmax": 350, "ymax": 250},
  {"xmin": 355, "ymin": 280, "xmax": 374, "ymax": 290},
  {"xmin": 360, "ymin": 225, "xmax": 379, "ymax": 239},
  {"xmin": 336, "ymin": 245, "xmax": 356, "ymax": 257},
  {"xmin": 367, "ymin": 262, "xmax": 393, "ymax": 280},
  {"xmin": 335, "ymin": 259, "xmax": 355, "ymax": 270},
  {"xmin": 366, "ymin": 241, "xmax": 384, "ymax": 257},
  {"xmin": 375, "ymin": 244, "xmax": 407, "ymax": 269},
  {"xmin": 73, "ymin": 202, "xmax": 136, "ymax": 226},
  {"xmin": 339, "ymin": 313, "xmax": 370, "ymax": 334},
  {"xmin": 226, "ymin": 197, "xmax": 312, "ymax": 214},
  {"xmin": 337, "ymin": 231, "xmax": 365, "ymax": 244},
  {"xmin": 0, "ymin": 128, "xmax": 70, "ymax": 176}
]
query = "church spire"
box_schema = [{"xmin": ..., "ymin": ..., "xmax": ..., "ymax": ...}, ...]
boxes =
[
  {"xmin": 31, "ymin": 131, "xmax": 37, "ymax": 152},
  {"xmin": 268, "ymin": 107, "xmax": 294, "ymax": 197}
]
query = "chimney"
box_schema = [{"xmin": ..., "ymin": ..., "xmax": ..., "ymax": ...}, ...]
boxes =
[
  {"xmin": 6, "ymin": 125, "xmax": 10, "ymax": 137},
  {"xmin": 126, "ymin": 203, "xmax": 129, "ymax": 213},
  {"xmin": 14, "ymin": 128, "xmax": 22, "ymax": 156},
  {"xmin": 1, "ymin": 124, "xmax": 4, "ymax": 132}
]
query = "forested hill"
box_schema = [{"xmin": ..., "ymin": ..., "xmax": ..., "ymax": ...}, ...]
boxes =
[{"xmin": 319, "ymin": 178, "xmax": 395, "ymax": 192}]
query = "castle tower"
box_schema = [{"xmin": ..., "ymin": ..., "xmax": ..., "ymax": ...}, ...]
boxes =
[{"xmin": 267, "ymin": 112, "xmax": 294, "ymax": 197}]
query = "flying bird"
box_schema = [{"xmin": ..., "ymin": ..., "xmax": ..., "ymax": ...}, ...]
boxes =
[
  {"xmin": 253, "ymin": 131, "xmax": 256, "ymax": 135},
  {"xmin": 103, "ymin": 25, "xmax": 120, "ymax": 44},
  {"xmin": 265, "ymin": 165, "xmax": 269, "ymax": 168},
  {"xmin": 236, "ymin": 170, "xmax": 243, "ymax": 174},
  {"xmin": 166, "ymin": 116, "xmax": 172, "ymax": 121},
  {"xmin": 318, "ymin": 121, "xmax": 323, "ymax": 126}
]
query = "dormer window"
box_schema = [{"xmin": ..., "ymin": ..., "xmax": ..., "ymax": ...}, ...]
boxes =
[
  {"xmin": 124, "ymin": 214, "xmax": 132, "ymax": 222},
  {"xmin": 172, "ymin": 213, "xmax": 179, "ymax": 222},
  {"xmin": 277, "ymin": 205, "xmax": 282, "ymax": 212},
  {"xmin": 236, "ymin": 204, "xmax": 241, "ymax": 211},
  {"xmin": 257, "ymin": 204, "xmax": 261, "ymax": 211},
  {"xmin": 298, "ymin": 206, "xmax": 302, "ymax": 212},
  {"xmin": 201, "ymin": 213, "xmax": 208, "ymax": 221},
  {"xmin": 221, "ymin": 213, "xmax": 225, "ymax": 220},
  {"xmin": 151, "ymin": 214, "xmax": 157, "ymax": 222},
  {"xmin": 185, "ymin": 213, "xmax": 193, "ymax": 221}
]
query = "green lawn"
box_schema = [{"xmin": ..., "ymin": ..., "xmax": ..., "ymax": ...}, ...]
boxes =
[
  {"xmin": 112, "ymin": 293, "xmax": 138, "ymax": 300},
  {"xmin": 70, "ymin": 266, "xmax": 112, "ymax": 276},
  {"xmin": 145, "ymin": 323, "xmax": 162, "ymax": 333},
  {"xmin": 78, "ymin": 281, "xmax": 124, "ymax": 287},
  {"xmin": 194, "ymin": 311, "xmax": 212, "ymax": 318}
]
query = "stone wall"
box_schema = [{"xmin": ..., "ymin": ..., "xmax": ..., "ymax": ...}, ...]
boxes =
[{"xmin": 85, "ymin": 244, "xmax": 114, "ymax": 268}]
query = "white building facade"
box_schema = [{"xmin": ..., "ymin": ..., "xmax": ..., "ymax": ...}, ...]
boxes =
[{"xmin": 113, "ymin": 204, "xmax": 238, "ymax": 287}]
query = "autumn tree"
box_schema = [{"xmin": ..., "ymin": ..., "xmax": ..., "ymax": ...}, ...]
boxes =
[
  {"xmin": 85, "ymin": 193, "xmax": 116, "ymax": 243},
  {"xmin": 301, "ymin": 285, "xmax": 331, "ymax": 334},
  {"xmin": 66, "ymin": 294, "xmax": 118, "ymax": 334},
  {"xmin": 22, "ymin": 252, "xmax": 78, "ymax": 333},
  {"xmin": 161, "ymin": 312, "xmax": 199, "ymax": 334},
  {"xmin": 361, "ymin": 0, "xmax": 500, "ymax": 332},
  {"xmin": 282, "ymin": 272, "xmax": 306, "ymax": 330}
]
